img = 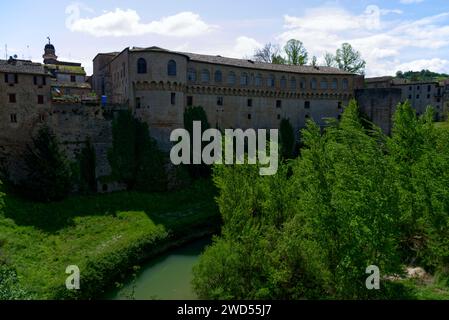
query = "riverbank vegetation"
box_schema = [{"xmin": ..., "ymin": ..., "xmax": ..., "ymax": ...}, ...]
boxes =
[
  {"xmin": 0, "ymin": 179, "xmax": 219, "ymax": 299},
  {"xmin": 193, "ymin": 100, "xmax": 449, "ymax": 300}
]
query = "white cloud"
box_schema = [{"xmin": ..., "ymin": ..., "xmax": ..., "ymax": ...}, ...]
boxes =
[
  {"xmin": 277, "ymin": 5, "xmax": 449, "ymax": 76},
  {"xmin": 396, "ymin": 58, "xmax": 449, "ymax": 73},
  {"xmin": 400, "ymin": 0, "xmax": 424, "ymax": 4},
  {"xmin": 226, "ymin": 36, "xmax": 263, "ymax": 59},
  {"xmin": 65, "ymin": 4, "xmax": 214, "ymax": 37}
]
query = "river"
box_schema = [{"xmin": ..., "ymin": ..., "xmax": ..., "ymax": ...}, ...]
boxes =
[{"xmin": 106, "ymin": 237, "xmax": 211, "ymax": 300}]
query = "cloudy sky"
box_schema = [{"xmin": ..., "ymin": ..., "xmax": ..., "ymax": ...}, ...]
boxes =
[{"xmin": 1, "ymin": 0, "xmax": 449, "ymax": 76}]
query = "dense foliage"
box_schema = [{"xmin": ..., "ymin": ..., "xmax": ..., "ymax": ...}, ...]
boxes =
[
  {"xmin": 279, "ymin": 118, "xmax": 296, "ymax": 159},
  {"xmin": 193, "ymin": 100, "xmax": 449, "ymax": 299},
  {"xmin": 108, "ymin": 111, "xmax": 167, "ymax": 192},
  {"xmin": 183, "ymin": 106, "xmax": 211, "ymax": 179},
  {"xmin": 395, "ymin": 70, "xmax": 449, "ymax": 82},
  {"xmin": 20, "ymin": 126, "xmax": 72, "ymax": 202}
]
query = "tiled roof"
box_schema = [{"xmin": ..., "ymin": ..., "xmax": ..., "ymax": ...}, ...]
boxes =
[
  {"xmin": 129, "ymin": 47, "xmax": 354, "ymax": 75},
  {"xmin": 0, "ymin": 59, "xmax": 48, "ymax": 75},
  {"xmin": 365, "ymin": 76, "xmax": 394, "ymax": 83}
]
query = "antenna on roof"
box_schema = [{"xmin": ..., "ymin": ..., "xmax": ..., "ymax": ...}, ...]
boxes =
[{"xmin": 47, "ymin": 36, "xmax": 51, "ymax": 44}]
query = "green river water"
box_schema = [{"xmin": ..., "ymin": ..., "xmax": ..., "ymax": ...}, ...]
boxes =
[{"xmin": 107, "ymin": 237, "xmax": 211, "ymax": 300}]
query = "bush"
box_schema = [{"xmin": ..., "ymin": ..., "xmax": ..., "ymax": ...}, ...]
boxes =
[{"xmin": 279, "ymin": 118, "xmax": 295, "ymax": 159}]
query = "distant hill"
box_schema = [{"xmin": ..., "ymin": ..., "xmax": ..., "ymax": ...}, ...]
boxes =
[{"xmin": 395, "ymin": 69, "xmax": 449, "ymax": 82}]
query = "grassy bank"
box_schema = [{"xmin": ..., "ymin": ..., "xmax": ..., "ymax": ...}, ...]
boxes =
[{"xmin": 0, "ymin": 180, "xmax": 220, "ymax": 299}]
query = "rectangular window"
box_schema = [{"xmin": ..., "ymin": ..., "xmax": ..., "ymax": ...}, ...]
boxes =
[
  {"xmin": 70, "ymin": 75, "xmax": 76, "ymax": 82},
  {"xmin": 416, "ymin": 94, "xmax": 420, "ymax": 99},
  {"xmin": 408, "ymin": 95, "xmax": 412, "ymax": 99},
  {"xmin": 305, "ymin": 101, "xmax": 310, "ymax": 109},
  {"xmin": 171, "ymin": 92, "xmax": 176, "ymax": 106},
  {"xmin": 10, "ymin": 114, "xmax": 17, "ymax": 123},
  {"xmin": 247, "ymin": 99, "xmax": 253, "ymax": 107},
  {"xmin": 38, "ymin": 95, "xmax": 44, "ymax": 104},
  {"xmin": 338, "ymin": 101, "xmax": 342, "ymax": 109},
  {"xmin": 5, "ymin": 73, "xmax": 17, "ymax": 84},
  {"xmin": 9, "ymin": 94, "xmax": 16, "ymax": 103},
  {"xmin": 427, "ymin": 94, "xmax": 431, "ymax": 99},
  {"xmin": 135, "ymin": 97, "xmax": 141, "ymax": 109},
  {"xmin": 277, "ymin": 114, "xmax": 281, "ymax": 120},
  {"xmin": 248, "ymin": 114, "xmax": 252, "ymax": 120},
  {"xmin": 428, "ymin": 85, "xmax": 431, "ymax": 92},
  {"xmin": 276, "ymin": 100, "xmax": 282, "ymax": 108},
  {"xmin": 217, "ymin": 96, "xmax": 223, "ymax": 106},
  {"xmin": 187, "ymin": 96, "xmax": 193, "ymax": 107}
]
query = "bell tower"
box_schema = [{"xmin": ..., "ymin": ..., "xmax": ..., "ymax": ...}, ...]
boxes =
[{"xmin": 43, "ymin": 37, "xmax": 58, "ymax": 64}]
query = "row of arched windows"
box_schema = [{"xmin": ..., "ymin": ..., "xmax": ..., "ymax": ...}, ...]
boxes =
[
  {"xmin": 187, "ymin": 68, "xmax": 349, "ymax": 91},
  {"xmin": 136, "ymin": 57, "xmax": 349, "ymax": 91},
  {"xmin": 137, "ymin": 58, "xmax": 178, "ymax": 76}
]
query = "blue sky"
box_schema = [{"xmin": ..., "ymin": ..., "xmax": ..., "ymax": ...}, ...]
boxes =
[{"xmin": 1, "ymin": 0, "xmax": 449, "ymax": 76}]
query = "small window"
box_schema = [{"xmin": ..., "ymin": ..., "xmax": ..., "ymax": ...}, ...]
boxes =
[
  {"xmin": 247, "ymin": 99, "xmax": 253, "ymax": 107},
  {"xmin": 228, "ymin": 72, "xmax": 236, "ymax": 85},
  {"xmin": 4, "ymin": 73, "xmax": 17, "ymax": 84},
  {"xmin": 135, "ymin": 97, "xmax": 141, "ymax": 109},
  {"xmin": 248, "ymin": 114, "xmax": 252, "ymax": 120},
  {"xmin": 408, "ymin": 95, "xmax": 412, "ymax": 99},
  {"xmin": 332, "ymin": 79, "xmax": 338, "ymax": 90},
  {"xmin": 409, "ymin": 86, "xmax": 412, "ymax": 91},
  {"xmin": 217, "ymin": 97, "xmax": 223, "ymax": 106},
  {"xmin": 290, "ymin": 77, "xmax": 297, "ymax": 90},
  {"xmin": 417, "ymin": 86, "xmax": 420, "ymax": 90},
  {"xmin": 342, "ymin": 79, "xmax": 349, "ymax": 90},
  {"xmin": 10, "ymin": 114, "xmax": 17, "ymax": 123},
  {"xmin": 311, "ymin": 79, "xmax": 317, "ymax": 90},
  {"xmin": 300, "ymin": 78, "xmax": 306, "ymax": 89},
  {"xmin": 428, "ymin": 85, "xmax": 431, "ymax": 92},
  {"xmin": 214, "ymin": 70, "xmax": 222, "ymax": 83},
  {"xmin": 280, "ymin": 76, "xmax": 287, "ymax": 89},
  {"xmin": 416, "ymin": 94, "xmax": 420, "ymax": 99},
  {"xmin": 427, "ymin": 94, "xmax": 431, "ymax": 99},
  {"xmin": 305, "ymin": 101, "xmax": 310, "ymax": 109},
  {"xmin": 38, "ymin": 95, "xmax": 44, "ymax": 104},
  {"xmin": 305, "ymin": 114, "xmax": 310, "ymax": 119},
  {"xmin": 240, "ymin": 73, "xmax": 248, "ymax": 86},
  {"xmin": 201, "ymin": 69, "xmax": 210, "ymax": 83},
  {"xmin": 276, "ymin": 100, "xmax": 282, "ymax": 108},
  {"xmin": 168, "ymin": 60, "xmax": 177, "ymax": 76},
  {"xmin": 255, "ymin": 74, "xmax": 262, "ymax": 86},
  {"xmin": 171, "ymin": 92, "xmax": 176, "ymax": 105},
  {"xmin": 70, "ymin": 75, "xmax": 76, "ymax": 82},
  {"xmin": 187, "ymin": 69, "xmax": 196, "ymax": 82},
  {"xmin": 320, "ymin": 79, "xmax": 328, "ymax": 89},
  {"xmin": 277, "ymin": 114, "xmax": 281, "ymax": 120},
  {"xmin": 187, "ymin": 96, "xmax": 193, "ymax": 107},
  {"xmin": 137, "ymin": 58, "xmax": 147, "ymax": 74},
  {"xmin": 338, "ymin": 101, "xmax": 342, "ymax": 109},
  {"xmin": 8, "ymin": 94, "xmax": 16, "ymax": 103},
  {"xmin": 268, "ymin": 75, "xmax": 275, "ymax": 87}
]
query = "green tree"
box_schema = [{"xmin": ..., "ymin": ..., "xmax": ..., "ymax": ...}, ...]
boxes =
[
  {"xmin": 284, "ymin": 39, "xmax": 308, "ymax": 66},
  {"xmin": 21, "ymin": 126, "xmax": 72, "ymax": 202},
  {"xmin": 183, "ymin": 106, "xmax": 211, "ymax": 178},
  {"xmin": 77, "ymin": 137, "xmax": 97, "ymax": 194},
  {"xmin": 279, "ymin": 118, "xmax": 295, "ymax": 159},
  {"xmin": 108, "ymin": 111, "xmax": 167, "ymax": 191},
  {"xmin": 335, "ymin": 43, "xmax": 366, "ymax": 75},
  {"xmin": 324, "ymin": 52, "xmax": 337, "ymax": 68}
]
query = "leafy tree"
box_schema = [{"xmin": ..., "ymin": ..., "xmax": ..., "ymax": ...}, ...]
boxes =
[
  {"xmin": 77, "ymin": 137, "xmax": 97, "ymax": 194},
  {"xmin": 284, "ymin": 39, "xmax": 308, "ymax": 66},
  {"xmin": 253, "ymin": 43, "xmax": 286, "ymax": 65},
  {"xmin": 279, "ymin": 118, "xmax": 295, "ymax": 159},
  {"xmin": 183, "ymin": 106, "xmax": 211, "ymax": 179},
  {"xmin": 109, "ymin": 111, "xmax": 167, "ymax": 191},
  {"xmin": 311, "ymin": 56, "xmax": 318, "ymax": 67},
  {"xmin": 335, "ymin": 43, "xmax": 366, "ymax": 75},
  {"xmin": 21, "ymin": 126, "xmax": 72, "ymax": 202}
]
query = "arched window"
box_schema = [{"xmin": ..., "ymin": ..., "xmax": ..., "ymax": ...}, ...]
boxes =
[
  {"xmin": 240, "ymin": 73, "xmax": 249, "ymax": 86},
  {"xmin": 331, "ymin": 78, "xmax": 338, "ymax": 90},
  {"xmin": 137, "ymin": 58, "xmax": 147, "ymax": 74},
  {"xmin": 201, "ymin": 69, "xmax": 210, "ymax": 83},
  {"xmin": 267, "ymin": 75, "xmax": 275, "ymax": 87},
  {"xmin": 215, "ymin": 70, "xmax": 222, "ymax": 83},
  {"xmin": 280, "ymin": 76, "xmax": 287, "ymax": 89},
  {"xmin": 311, "ymin": 78, "xmax": 317, "ymax": 90},
  {"xmin": 320, "ymin": 78, "xmax": 328, "ymax": 90},
  {"xmin": 290, "ymin": 77, "xmax": 297, "ymax": 90},
  {"xmin": 300, "ymin": 78, "xmax": 306, "ymax": 89},
  {"xmin": 342, "ymin": 78, "xmax": 349, "ymax": 90},
  {"xmin": 167, "ymin": 60, "xmax": 177, "ymax": 76},
  {"xmin": 228, "ymin": 72, "xmax": 236, "ymax": 85},
  {"xmin": 187, "ymin": 68, "xmax": 196, "ymax": 82},
  {"xmin": 255, "ymin": 74, "xmax": 262, "ymax": 87}
]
